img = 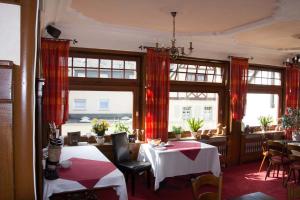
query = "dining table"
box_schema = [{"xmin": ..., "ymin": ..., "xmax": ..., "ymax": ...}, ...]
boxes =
[
  {"xmin": 137, "ymin": 140, "xmax": 221, "ymax": 190},
  {"xmin": 43, "ymin": 145, "xmax": 128, "ymax": 200}
]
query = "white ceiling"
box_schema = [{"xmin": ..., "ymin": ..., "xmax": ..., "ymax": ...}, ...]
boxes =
[{"xmin": 41, "ymin": 0, "xmax": 300, "ymax": 66}]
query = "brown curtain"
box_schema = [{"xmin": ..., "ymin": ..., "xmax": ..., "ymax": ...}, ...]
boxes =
[
  {"xmin": 145, "ymin": 49, "xmax": 170, "ymax": 142},
  {"xmin": 286, "ymin": 63, "xmax": 300, "ymax": 108},
  {"xmin": 41, "ymin": 38, "xmax": 70, "ymax": 126},
  {"xmin": 230, "ymin": 57, "xmax": 248, "ymax": 121},
  {"xmin": 285, "ymin": 63, "xmax": 300, "ymax": 139}
]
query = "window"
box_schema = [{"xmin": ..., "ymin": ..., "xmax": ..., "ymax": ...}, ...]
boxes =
[
  {"xmin": 68, "ymin": 57, "xmax": 137, "ymax": 79},
  {"xmin": 62, "ymin": 91, "xmax": 133, "ymax": 136},
  {"xmin": 169, "ymin": 92, "xmax": 219, "ymax": 131},
  {"xmin": 243, "ymin": 93, "xmax": 279, "ymax": 126},
  {"xmin": 99, "ymin": 99, "xmax": 109, "ymax": 111},
  {"xmin": 170, "ymin": 63, "xmax": 223, "ymax": 83},
  {"xmin": 73, "ymin": 99, "xmax": 86, "ymax": 110},
  {"xmin": 248, "ymin": 69, "xmax": 281, "ymax": 86}
]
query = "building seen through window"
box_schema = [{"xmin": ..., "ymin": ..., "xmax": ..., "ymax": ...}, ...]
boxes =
[
  {"xmin": 73, "ymin": 99, "xmax": 87, "ymax": 110},
  {"xmin": 169, "ymin": 92, "xmax": 218, "ymax": 131},
  {"xmin": 62, "ymin": 91, "xmax": 133, "ymax": 136}
]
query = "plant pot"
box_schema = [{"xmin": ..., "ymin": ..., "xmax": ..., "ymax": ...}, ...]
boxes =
[
  {"xmin": 261, "ymin": 126, "xmax": 267, "ymax": 133},
  {"xmin": 175, "ymin": 134, "xmax": 181, "ymax": 140},
  {"xmin": 191, "ymin": 132, "xmax": 197, "ymax": 139},
  {"xmin": 96, "ymin": 136, "xmax": 105, "ymax": 145},
  {"xmin": 292, "ymin": 131, "xmax": 300, "ymax": 141}
]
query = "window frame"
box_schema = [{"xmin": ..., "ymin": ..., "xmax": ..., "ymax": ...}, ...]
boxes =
[
  {"xmin": 245, "ymin": 64, "xmax": 285, "ymax": 127},
  {"xmin": 68, "ymin": 50, "xmax": 140, "ymax": 81},
  {"xmin": 67, "ymin": 47, "xmax": 143, "ymax": 130},
  {"xmin": 169, "ymin": 58, "xmax": 229, "ymax": 132}
]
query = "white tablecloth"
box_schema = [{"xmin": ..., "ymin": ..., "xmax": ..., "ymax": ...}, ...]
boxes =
[
  {"xmin": 137, "ymin": 141, "xmax": 221, "ymax": 190},
  {"xmin": 43, "ymin": 145, "xmax": 128, "ymax": 200}
]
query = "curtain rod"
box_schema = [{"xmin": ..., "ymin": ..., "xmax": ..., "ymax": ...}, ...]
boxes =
[
  {"xmin": 228, "ymin": 55, "xmax": 253, "ymax": 60},
  {"xmin": 42, "ymin": 37, "xmax": 78, "ymax": 45}
]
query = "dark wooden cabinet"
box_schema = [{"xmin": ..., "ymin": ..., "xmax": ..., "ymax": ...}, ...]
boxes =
[{"xmin": 0, "ymin": 60, "xmax": 14, "ymax": 200}]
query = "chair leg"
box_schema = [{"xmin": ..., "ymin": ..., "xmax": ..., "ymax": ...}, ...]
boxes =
[
  {"xmin": 265, "ymin": 162, "xmax": 272, "ymax": 180},
  {"xmin": 293, "ymin": 169, "xmax": 296, "ymax": 182},
  {"xmin": 282, "ymin": 165, "xmax": 286, "ymax": 185},
  {"xmin": 277, "ymin": 164, "xmax": 280, "ymax": 178},
  {"xmin": 259, "ymin": 155, "xmax": 267, "ymax": 172},
  {"xmin": 147, "ymin": 169, "xmax": 151, "ymax": 188},
  {"xmin": 286, "ymin": 168, "xmax": 293, "ymax": 186},
  {"xmin": 131, "ymin": 173, "xmax": 135, "ymax": 196}
]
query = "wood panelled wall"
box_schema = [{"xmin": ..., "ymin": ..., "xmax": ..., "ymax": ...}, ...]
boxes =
[{"xmin": 0, "ymin": 61, "xmax": 15, "ymax": 200}]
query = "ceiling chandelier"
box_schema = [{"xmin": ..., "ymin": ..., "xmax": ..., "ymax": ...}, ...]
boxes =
[{"xmin": 139, "ymin": 12, "xmax": 194, "ymax": 60}]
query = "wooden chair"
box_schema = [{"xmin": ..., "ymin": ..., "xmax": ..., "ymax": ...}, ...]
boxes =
[
  {"xmin": 288, "ymin": 183, "xmax": 300, "ymax": 200},
  {"xmin": 265, "ymin": 140, "xmax": 289, "ymax": 184},
  {"xmin": 258, "ymin": 141, "xmax": 269, "ymax": 172},
  {"xmin": 285, "ymin": 144, "xmax": 300, "ymax": 185},
  {"xmin": 191, "ymin": 173, "xmax": 222, "ymax": 200}
]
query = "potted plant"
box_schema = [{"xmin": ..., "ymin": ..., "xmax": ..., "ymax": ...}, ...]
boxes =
[
  {"xmin": 91, "ymin": 118, "xmax": 110, "ymax": 145},
  {"xmin": 172, "ymin": 125, "xmax": 183, "ymax": 139},
  {"xmin": 187, "ymin": 118, "xmax": 204, "ymax": 139},
  {"xmin": 114, "ymin": 121, "xmax": 135, "ymax": 142},
  {"xmin": 282, "ymin": 108, "xmax": 300, "ymax": 140},
  {"xmin": 258, "ymin": 116, "xmax": 273, "ymax": 132}
]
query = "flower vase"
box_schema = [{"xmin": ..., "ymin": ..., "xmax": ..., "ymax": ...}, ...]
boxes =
[
  {"xmin": 175, "ymin": 134, "xmax": 181, "ymax": 140},
  {"xmin": 96, "ymin": 136, "xmax": 105, "ymax": 145}
]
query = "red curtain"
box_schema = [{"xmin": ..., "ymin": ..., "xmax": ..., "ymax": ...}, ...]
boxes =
[
  {"xmin": 41, "ymin": 38, "xmax": 70, "ymax": 126},
  {"xmin": 230, "ymin": 57, "xmax": 248, "ymax": 121},
  {"xmin": 285, "ymin": 64, "xmax": 300, "ymax": 139},
  {"xmin": 286, "ymin": 64, "xmax": 300, "ymax": 108},
  {"xmin": 145, "ymin": 49, "xmax": 170, "ymax": 142}
]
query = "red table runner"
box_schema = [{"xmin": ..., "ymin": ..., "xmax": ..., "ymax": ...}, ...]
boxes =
[
  {"xmin": 166, "ymin": 141, "xmax": 201, "ymax": 160},
  {"xmin": 58, "ymin": 158, "xmax": 116, "ymax": 189}
]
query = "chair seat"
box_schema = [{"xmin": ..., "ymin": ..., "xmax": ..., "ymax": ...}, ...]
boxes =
[
  {"xmin": 118, "ymin": 161, "xmax": 151, "ymax": 172},
  {"xmin": 271, "ymin": 156, "xmax": 289, "ymax": 164},
  {"xmin": 290, "ymin": 162, "xmax": 300, "ymax": 170}
]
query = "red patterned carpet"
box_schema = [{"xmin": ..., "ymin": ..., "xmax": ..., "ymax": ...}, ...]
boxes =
[{"xmin": 99, "ymin": 162, "xmax": 287, "ymax": 200}]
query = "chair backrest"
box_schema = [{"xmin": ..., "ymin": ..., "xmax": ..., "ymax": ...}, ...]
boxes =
[
  {"xmin": 111, "ymin": 132, "xmax": 131, "ymax": 163},
  {"xmin": 67, "ymin": 131, "xmax": 81, "ymax": 146},
  {"xmin": 288, "ymin": 183, "xmax": 300, "ymax": 200},
  {"xmin": 287, "ymin": 144, "xmax": 300, "ymax": 161},
  {"xmin": 191, "ymin": 173, "xmax": 222, "ymax": 200},
  {"xmin": 267, "ymin": 140, "xmax": 284, "ymax": 157}
]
